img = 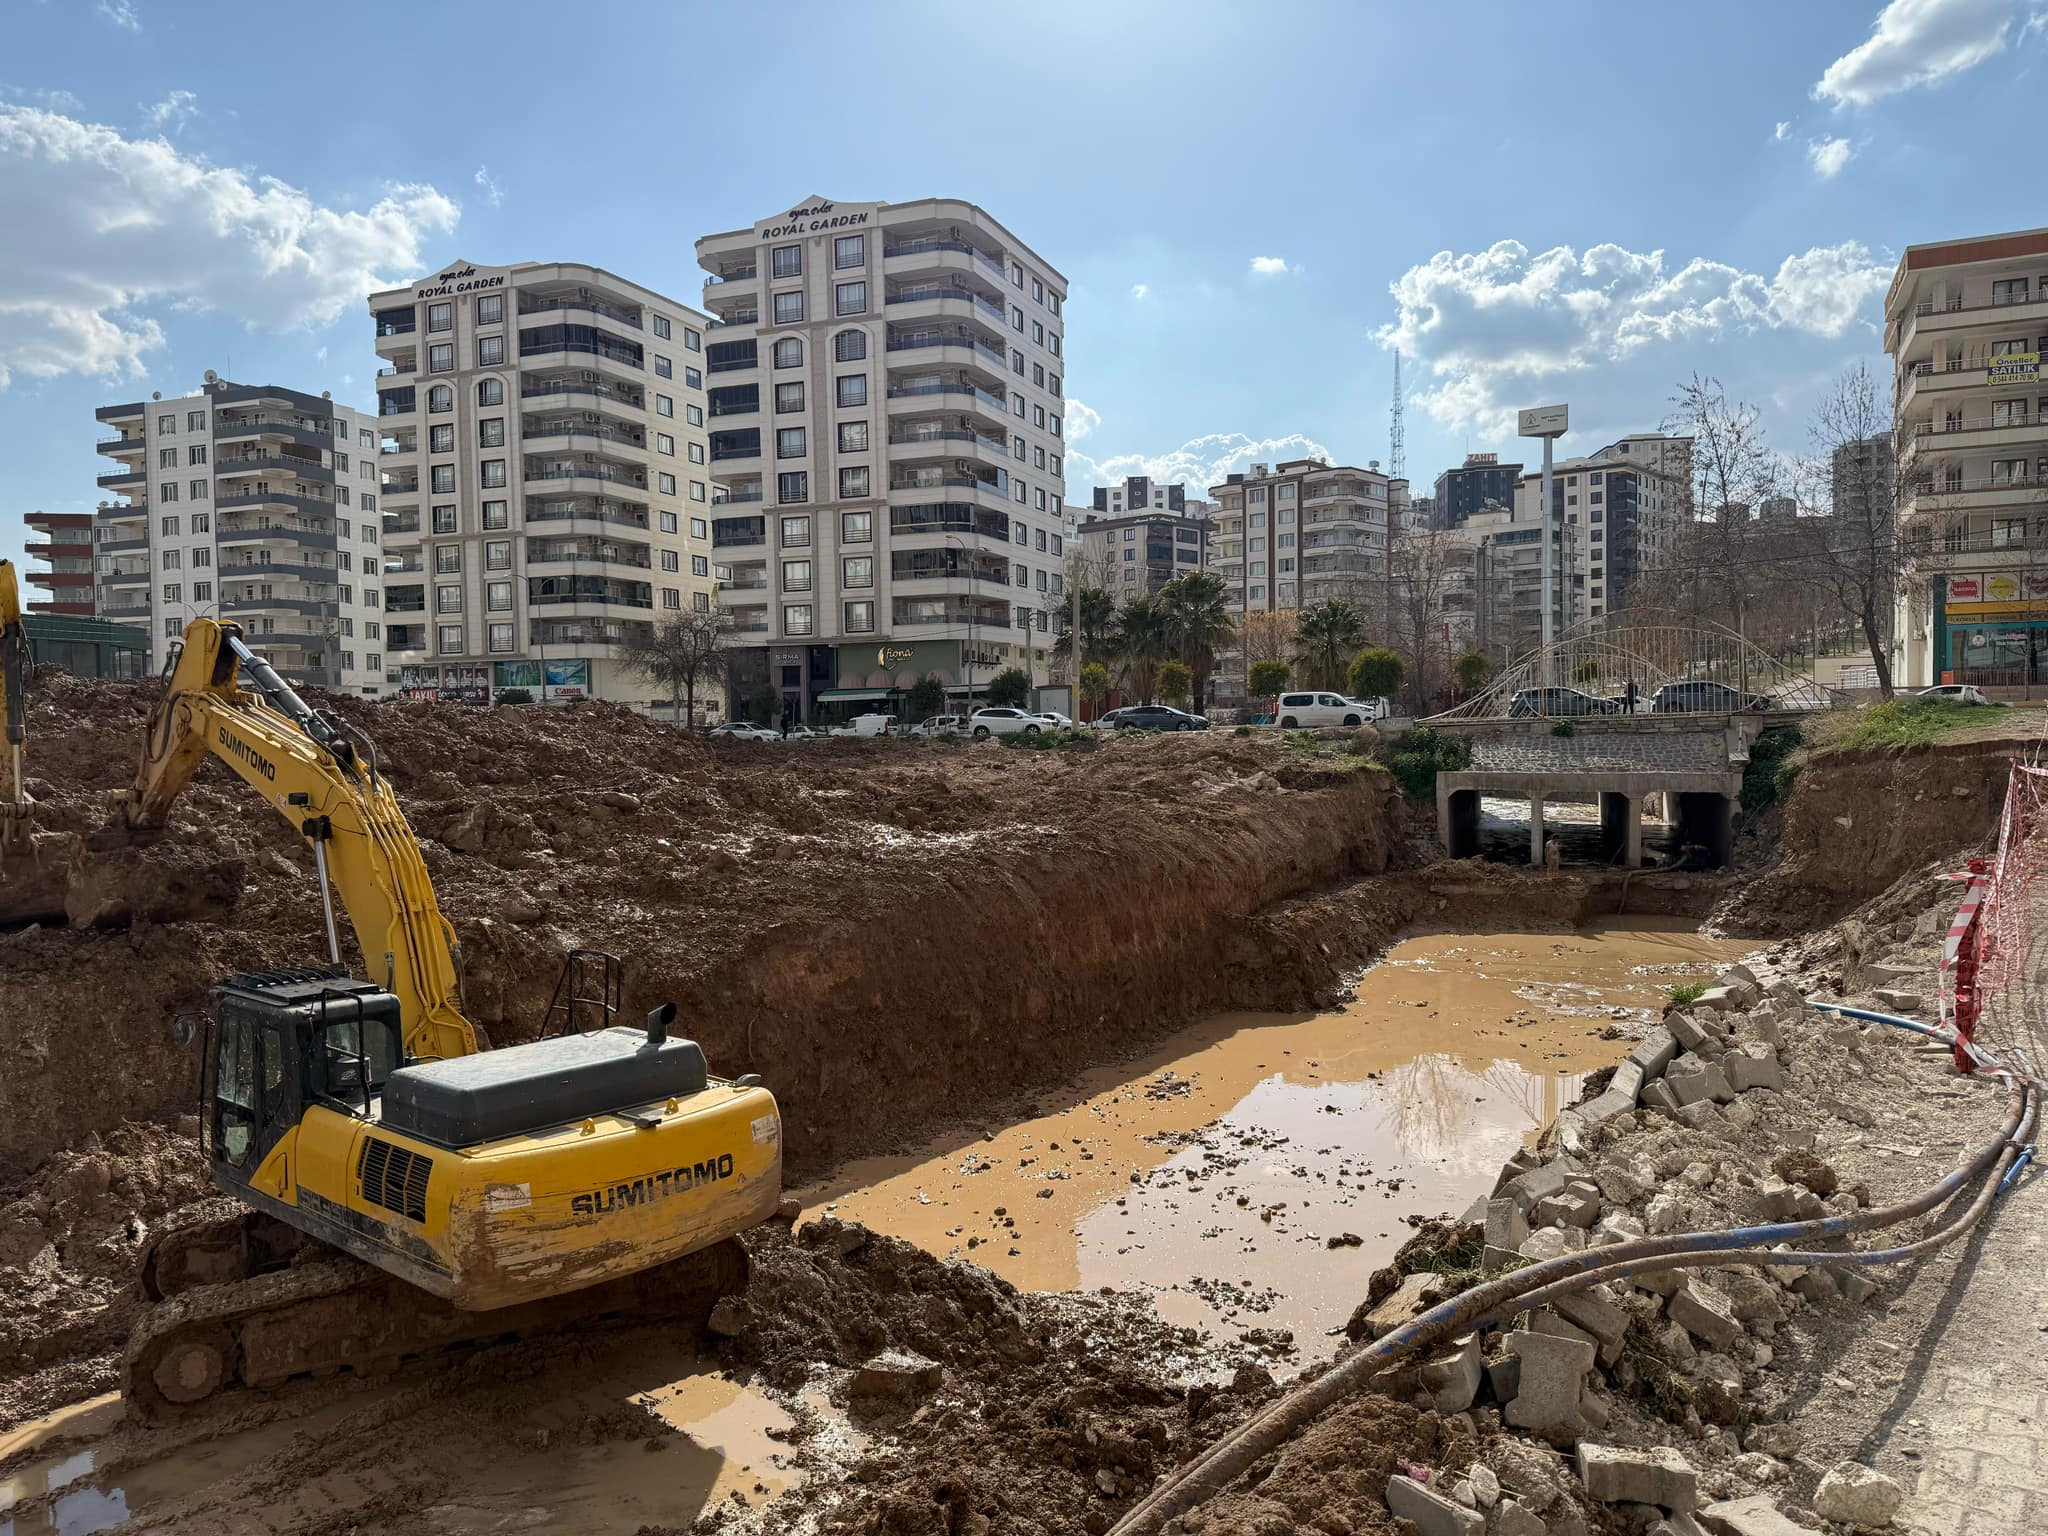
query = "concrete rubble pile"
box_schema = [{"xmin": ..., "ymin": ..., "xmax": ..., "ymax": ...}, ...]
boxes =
[{"xmin": 1361, "ymin": 963, "xmax": 1912, "ymax": 1535}]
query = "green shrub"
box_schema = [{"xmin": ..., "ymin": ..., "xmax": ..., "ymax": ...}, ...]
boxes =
[
  {"xmin": 1550, "ymin": 720, "xmax": 1576, "ymax": 738},
  {"xmin": 1387, "ymin": 725, "xmax": 1471, "ymax": 798},
  {"xmin": 1740, "ymin": 724, "xmax": 1805, "ymax": 814},
  {"xmin": 1233, "ymin": 724, "xmax": 1252, "ymax": 738},
  {"xmin": 1822, "ymin": 696, "xmax": 2006, "ymax": 753},
  {"xmin": 1668, "ymin": 981, "xmax": 1707, "ymax": 1006}
]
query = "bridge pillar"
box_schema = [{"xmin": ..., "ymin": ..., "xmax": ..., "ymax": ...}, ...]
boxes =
[
  {"xmin": 1529, "ymin": 793, "xmax": 1546, "ymax": 866},
  {"xmin": 1599, "ymin": 791, "xmax": 1643, "ymax": 868},
  {"xmin": 1444, "ymin": 787, "xmax": 1481, "ymax": 859}
]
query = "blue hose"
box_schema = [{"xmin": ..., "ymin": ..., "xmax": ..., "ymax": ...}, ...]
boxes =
[{"xmin": 1805, "ymin": 997, "xmax": 1955, "ymax": 1044}]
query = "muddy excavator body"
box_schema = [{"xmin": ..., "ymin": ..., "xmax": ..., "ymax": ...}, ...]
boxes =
[{"xmin": 118, "ymin": 619, "xmax": 782, "ymax": 1418}]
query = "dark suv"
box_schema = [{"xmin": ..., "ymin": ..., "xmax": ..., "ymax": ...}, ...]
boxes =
[
  {"xmin": 1651, "ymin": 680, "xmax": 1772, "ymax": 714},
  {"xmin": 1103, "ymin": 705, "xmax": 1210, "ymax": 731},
  {"xmin": 1506, "ymin": 687, "xmax": 1616, "ymax": 718}
]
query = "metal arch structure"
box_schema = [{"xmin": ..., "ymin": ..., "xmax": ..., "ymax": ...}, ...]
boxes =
[{"xmin": 1425, "ymin": 615, "xmax": 1843, "ymax": 721}]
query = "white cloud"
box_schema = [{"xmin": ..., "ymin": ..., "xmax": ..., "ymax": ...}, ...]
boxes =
[
  {"xmin": 1808, "ymin": 136, "xmax": 1855, "ymax": 177},
  {"xmin": 0, "ymin": 104, "xmax": 459, "ymax": 387},
  {"xmin": 1375, "ymin": 238, "xmax": 1889, "ymax": 440},
  {"xmin": 3, "ymin": 86, "xmax": 84, "ymax": 114},
  {"xmin": 314, "ymin": 344, "xmax": 328, "ymax": 361},
  {"xmin": 141, "ymin": 89, "xmax": 197, "ymax": 133},
  {"xmin": 1815, "ymin": 0, "xmax": 2014, "ymax": 106},
  {"xmin": 473, "ymin": 164, "xmax": 502, "ymax": 208},
  {"xmin": 2026, "ymin": 7, "xmax": 2047, "ymax": 37},
  {"xmin": 1249, "ymin": 256, "xmax": 1289, "ymax": 277},
  {"xmin": 97, "ymin": 0, "xmax": 140, "ymax": 30},
  {"xmin": 1064, "ymin": 409, "xmax": 1336, "ymax": 495},
  {"xmin": 1130, "ymin": 282, "xmax": 1149, "ymax": 300},
  {"xmin": 1773, "ymin": 120, "xmax": 1791, "ymax": 140}
]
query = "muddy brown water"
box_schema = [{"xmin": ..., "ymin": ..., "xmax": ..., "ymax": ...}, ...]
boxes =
[{"xmin": 802, "ymin": 922, "xmax": 1744, "ymax": 1352}]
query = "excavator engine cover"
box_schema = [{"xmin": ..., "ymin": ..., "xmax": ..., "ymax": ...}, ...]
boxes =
[{"xmin": 380, "ymin": 1026, "xmax": 710, "ymax": 1147}]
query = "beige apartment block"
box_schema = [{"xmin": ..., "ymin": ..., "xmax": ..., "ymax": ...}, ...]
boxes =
[
  {"xmin": 1884, "ymin": 227, "xmax": 2048, "ymax": 688},
  {"xmin": 1207, "ymin": 457, "xmax": 1408, "ymax": 615},
  {"xmin": 94, "ymin": 376, "xmax": 385, "ymax": 693},
  {"xmin": 694, "ymin": 196, "xmax": 1069, "ymax": 724},
  {"xmin": 367, "ymin": 260, "xmax": 715, "ymax": 709}
]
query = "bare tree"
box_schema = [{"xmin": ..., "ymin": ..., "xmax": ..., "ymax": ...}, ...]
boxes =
[
  {"xmin": 1665, "ymin": 374, "xmax": 1787, "ymax": 641},
  {"xmin": 620, "ymin": 606, "xmax": 733, "ymax": 726},
  {"xmin": 1382, "ymin": 523, "xmax": 1461, "ymax": 711},
  {"xmin": 1801, "ymin": 361, "xmax": 1906, "ymax": 696}
]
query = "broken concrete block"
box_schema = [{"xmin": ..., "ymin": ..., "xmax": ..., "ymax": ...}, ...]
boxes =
[
  {"xmin": 1693, "ymin": 981, "xmax": 1758, "ymax": 1012},
  {"xmin": 1592, "ymin": 1212, "xmax": 1645, "ymax": 1246},
  {"xmin": 1386, "ymin": 1474, "xmax": 1485, "ymax": 1536},
  {"xmin": 1421, "ymin": 1332, "xmax": 1484, "ymax": 1414},
  {"xmin": 1627, "ymin": 1026, "xmax": 1678, "ymax": 1080},
  {"xmin": 1668, "ymin": 1278, "xmax": 1742, "ymax": 1350},
  {"xmin": 1530, "ymin": 1309, "xmax": 1597, "ymax": 1350},
  {"xmin": 1649, "ymin": 1516, "xmax": 1710, "ymax": 1536},
  {"xmin": 1486, "ymin": 1353, "xmax": 1521, "ymax": 1402},
  {"xmin": 1839, "ymin": 1271, "xmax": 1879, "ymax": 1304},
  {"xmin": 850, "ymin": 1348, "xmax": 943, "ymax": 1401},
  {"xmin": 1555, "ymin": 1283, "xmax": 1629, "ymax": 1350},
  {"xmin": 1725, "ymin": 1043, "xmax": 1784, "ymax": 1093},
  {"xmin": 1641, "ymin": 1078, "xmax": 1683, "ymax": 1115},
  {"xmin": 1689, "ymin": 1352, "xmax": 1745, "ymax": 1425},
  {"xmin": 1580, "ymin": 1386, "xmax": 1612, "ymax": 1430},
  {"xmin": 1534, "ymin": 1188, "xmax": 1601, "ymax": 1230},
  {"xmin": 1729, "ymin": 1452, "xmax": 1789, "ymax": 1486},
  {"xmin": 1504, "ymin": 1161, "xmax": 1573, "ymax": 1212},
  {"xmin": 1753, "ymin": 1010, "xmax": 1786, "ymax": 1051},
  {"xmin": 1871, "ymin": 987, "xmax": 1922, "ymax": 1015},
  {"xmin": 1813, "ymin": 1462, "xmax": 1904, "ymax": 1527},
  {"xmin": 1674, "ymin": 1100, "xmax": 1727, "ymax": 1134},
  {"xmin": 1791, "ymin": 1267, "xmax": 1840, "ymax": 1303},
  {"xmin": 1757, "ymin": 1178, "xmax": 1800, "ymax": 1222},
  {"xmin": 1668, "ymin": 1011, "xmax": 1716, "ymax": 1052},
  {"xmin": 1358, "ymin": 1271, "xmax": 1445, "ymax": 1338},
  {"xmin": 1520, "ymin": 1227, "xmax": 1572, "ymax": 1263},
  {"xmin": 1575, "ymin": 1089, "xmax": 1637, "ymax": 1129},
  {"xmin": 1645, "ymin": 1193, "xmax": 1682, "ymax": 1234},
  {"xmin": 1610, "ymin": 1059, "xmax": 1645, "ymax": 1102},
  {"xmin": 1667, "ymin": 1054, "xmax": 1735, "ymax": 1106},
  {"xmin": 1722, "ymin": 962, "xmax": 1759, "ymax": 987},
  {"xmin": 1697, "ymin": 1493, "xmax": 1809, "ymax": 1536},
  {"xmin": 1742, "ymin": 1422, "xmax": 1804, "ymax": 1458},
  {"xmin": 1577, "ymin": 1442, "xmax": 1699, "ymax": 1513},
  {"xmin": 1634, "ymin": 1266, "xmax": 1686, "ymax": 1297},
  {"xmin": 1494, "ymin": 1499, "xmax": 1547, "ymax": 1536},
  {"xmin": 1503, "ymin": 1328, "xmax": 1596, "ymax": 1442},
  {"xmin": 1487, "ymin": 1196, "xmax": 1531, "ymax": 1252}
]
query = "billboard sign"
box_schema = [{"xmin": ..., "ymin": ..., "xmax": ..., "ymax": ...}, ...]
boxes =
[
  {"xmin": 1517, "ymin": 404, "xmax": 1569, "ymax": 437},
  {"xmin": 1987, "ymin": 351, "xmax": 2040, "ymax": 387}
]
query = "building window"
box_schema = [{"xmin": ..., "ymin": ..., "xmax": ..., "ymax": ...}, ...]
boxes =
[
  {"xmin": 1012, "ymin": 392, "xmax": 1025, "ymax": 418},
  {"xmin": 159, "ymin": 447, "xmax": 176, "ymax": 469},
  {"xmin": 193, "ymin": 579, "xmax": 212, "ymax": 601},
  {"xmin": 188, "ymin": 444, "xmax": 207, "ymax": 466},
  {"xmin": 437, "ymin": 584, "xmax": 462, "ymax": 613},
  {"xmin": 835, "ymin": 281, "xmax": 867, "ymax": 316},
  {"xmin": 773, "ymin": 337, "xmax": 803, "ymax": 369},
  {"xmin": 480, "ymin": 460, "xmax": 506, "ymax": 488},
  {"xmin": 662, "ymin": 588, "xmax": 680, "ymax": 610},
  {"xmin": 837, "ymin": 374, "xmax": 867, "ymax": 408},
  {"xmin": 688, "ymin": 443, "xmax": 705, "ymax": 464},
  {"xmin": 430, "ymin": 424, "xmax": 455, "ymax": 453},
  {"xmin": 838, "ymin": 420, "xmax": 869, "ymax": 453},
  {"xmin": 658, "ymin": 471, "xmax": 677, "ymax": 495},
  {"xmin": 773, "ymin": 291, "xmax": 804, "ymax": 325},
  {"xmin": 482, "ymin": 499, "xmax": 508, "ymax": 529},
  {"xmin": 1048, "ymin": 333, "xmax": 1060, "ymax": 357},
  {"xmin": 1034, "ymin": 405, "xmax": 1046, "ymax": 429},
  {"xmin": 1010, "ymin": 304, "xmax": 1024, "ymax": 331},
  {"xmin": 685, "ymin": 327, "xmax": 701, "ymax": 353},
  {"xmin": 1050, "ymin": 413, "xmax": 1061, "ymax": 438},
  {"xmin": 844, "ymin": 599, "xmax": 874, "ymax": 633},
  {"xmin": 776, "ymin": 382, "xmax": 805, "ymax": 414},
  {"xmin": 427, "ymin": 302, "xmax": 452, "ymax": 332},
  {"xmin": 475, "ymin": 294, "xmax": 503, "ymax": 326},
  {"xmin": 486, "ymin": 539, "xmax": 511, "ymax": 569},
  {"xmin": 778, "ymin": 471, "xmax": 809, "ymax": 503},
  {"xmin": 842, "ymin": 510, "xmax": 871, "ymax": 543},
  {"xmin": 160, "ymin": 514, "xmax": 181, "ymax": 537},
  {"xmin": 690, "ymin": 481, "xmax": 707, "ymax": 502},
  {"xmin": 429, "ymin": 385, "xmax": 453, "ymax": 413},
  {"xmin": 1013, "ymin": 436, "xmax": 1026, "ymax": 461},
  {"xmin": 771, "ymin": 244, "xmax": 802, "ymax": 279},
  {"xmin": 686, "ymin": 366, "xmax": 702, "ymax": 389},
  {"xmin": 660, "ymin": 510, "xmax": 678, "ymax": 533},
  {"xmin": 648, "ymin": 353, "xmax": 670, "ymax": 379},
  {"xmin": 782, "ymin": 603, "xmax": 813, "ymax": 636},
  {"xmin": 429, "ymin": 343, "xmax": 454, "ymax": 372},
  {"xmin": 477, "ymin": 378, "xmax": 504, "ymax": 407},
  {"xmin": 842, "ymin": 554, "xmax": 873, "ymax": 588},
  {"xmin": 835, "ymin": 234, "xmax": 864, "ymax": 270},
  {"xmin": 479, "ymin": 418, "xmax": 504, "ymax": 448},
  {"xmin": 661, "ymin": 549, "xmax": 680, "ymax": 573},
  {"xmin": 834, "ymin": 329, "xmax": 866, "ymax": 362},
  {"xmin": 776, "ymin": 426, "xmax": 807, "ymax": 458},
  {"xmin": 781, "ymin": 514, "xmax": 811, "ymax": 548},
  {"xmin": 433, "ymin": 504, "xmax": 458, "ymax": 533},
  {"xmin": 156, "ymin": 413, "xmax": 175, "ymax": 435},
  {"xmin": 657, "ymin": 432, "xmax": 676, "ymax": 456},
  {"xmin": 437, "ymin": 624, "xmax": 464, "ymax": 653},
  {"xmin": 436, "ymin": 545, "xmax": 461, "ymax": 573},
  {"xmin": 1034, "ymin": 447, "xmax": 1046, "ymax": 470},
  {"xmin": 839, "ymin": 465, "xmax": 869, "ymax": 498},
  {"xmin": 1033, "ymin": 321, "xmax": 1045, "ymax": 346},
  {"xmin": 160, "ymin": 481, "xmax": 179, "ymax": 502},
  {"xmin": 782, "ymin": 559, "xmax": 812, "ymax": 593},
  {"xmin": 688, "ymin": 554, "xmax": 706, "ymax": 577},
  {"xmin": 483, "ymin": 622, "xmax": 512, "ymax": 653},
  {"xmin": 689, "ymin": 516, "xmax": 708, "ymax": 540},
  {"xmin": 477, "ymin": 335, "xmax": 505, "ymax": 367},
  {"xmin": 652, "ymin": 314, "xmax": 671, "ymax": 340},
  {"xmin": 1013, "ymin": 479, "xmax": 1027, "ymax": 504},
  {"xmin": 656, "ymin": 393, "xmax": 674, "ymax": 418}
]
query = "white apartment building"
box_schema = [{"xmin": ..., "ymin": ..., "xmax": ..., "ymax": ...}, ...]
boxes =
[
  {"xmin": 94, "ymin": 375, "xmax": 385, "ymax": 693},
  {"xmin": 693, "ymin": 196, "xmax": 1069, "ymax": 724},
  {"xmin": 366, "ymin": 260, "xmax": 716, "ymax": 709},
  {"xmin": 1884, "ymin": 227, "xmax": 2048, "ymax": 689},
  {"xmin": 1078, "ymin": 511, "xmax": 1210, "ymax": 597},
  {"xmin": 1512, "ymin": 433, "xmax": 1688, "ymax": 624},
  {"xmin": 1084, "ymin": 475, "xmax": 1210, "ymax": 521},
  {"xmin": 1206, "ymin": 458, "xmax": 1407, "ymax": 614}
]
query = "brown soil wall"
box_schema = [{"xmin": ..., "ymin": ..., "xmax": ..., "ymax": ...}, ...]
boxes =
[{"xmin": 0, "ymin": 676, "xmax": 1405, "ymax": 1178}]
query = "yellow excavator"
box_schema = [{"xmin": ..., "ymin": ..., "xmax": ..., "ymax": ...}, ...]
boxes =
[{"xmin": 118, "ymin": 618, "xmax": 782, "ymax": 1418}]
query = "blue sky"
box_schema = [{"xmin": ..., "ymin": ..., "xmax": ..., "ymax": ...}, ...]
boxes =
[{"xmin": 3, "ymin": 0, "xmax": 2043, "ymax": 571}]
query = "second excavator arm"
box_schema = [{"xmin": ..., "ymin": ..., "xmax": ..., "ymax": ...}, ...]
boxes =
[{"xmin": 125, "ymin": 618, "xmax": 476, "ymax": 1063}]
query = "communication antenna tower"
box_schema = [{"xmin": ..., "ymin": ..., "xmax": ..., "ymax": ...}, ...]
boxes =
[{"xmin": 1389, "ymin": 348, "xmax": 1406, "ymax": 479}]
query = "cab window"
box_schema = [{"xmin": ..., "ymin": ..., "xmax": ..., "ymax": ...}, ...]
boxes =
[{"xmin": 216, "ymin": 1008, "xmax": 257, "ymax": 1166}]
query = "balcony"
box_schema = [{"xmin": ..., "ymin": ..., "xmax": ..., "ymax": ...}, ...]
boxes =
[
  {"xmin": 884, "ymin": 380, "xmax": 1007, "ymax": 414},
  {"xmin": 705, "ymin": 264, "xmax": 757, "ymax": 284},
  {"xmin": 521, "ymin": 422, "xmax": 649, "ymax": 451},
  {"xmin": 726, "ymin": 609, "xmax": 770, "ymax": 635},
  {"xmin": 96, "ymin": 469, "xmax": 145, "ymax": 491},
  {"xmin": 1904, "ymin": 525, "xmax": 2040, "ymax": 558},
  {"xmin": 889, "ymin": 472, "xmax": 1006, "ymax": 500},
  {"xmin": 532, "ymin": 621, "xmax": 646, "ymax": 650},
  {"xmin": 377, "ymin": 361, "xmax": 417, "ymax": 378},
  {"xmin": 526, "ymin": 537, "xmax": 653, "ymax": 570},
  {"xmin": 527, "ymin": 576, "xmax": 654, "ymax": 610},
  {"xmin": 1897, "ymin": 289, "xmax": 2048, "ymax": 352},
  {"xmin": 885, "ymin": 326, "xmax": 1008, "ymax": 372},
  {"xmin": 708, "ymin": 309, "xmax": 759, "ymax": 328},
  {"xmin": 518, "ymin": 294, "xmax": 644, "ymax": 330},
  {"xmin": 520, "ymin": 378, "xmax": 645, "ymax": 411},
  {"xmin": 379, "ymin": 389, "xmax": 416, "ymax": 418},
  {"xmin": 891, "ymin": 555, "xmax": 1013, "ymax": 586},
  {"xmin": 215, "ymin": 522, "xmax": 340, "ymax": 549},
  {"xmin": 523, "ymin": 462, "xmax": 648, "ymax": 491},
  {"xmin": 382, "ymin": 475, "xmax": 421, "ymax": 496},
  {"xmin": 96, "ymin": 434, "xmax": 145, "ymax": 458},
  {"xmin": 883, "ymin": 237, "xmax": 1004, "ymax": 278},
  {"xmin": 886, "ymin": 284, "xmax": 1006, "ymax": 323},
  {"xmin": 525, "ymin": 497, "xmax": 650, "ymax": 532},
  {"xmin": 216, "ymin": 452, "xmax": 334, "ymax": 484},
  {"xmin": 1904, "ymin": 475, "xmax": 2042, "ymax": 517},
  {"xmin": 1899, "ymin": 412, "xmax": 2046, "ymax": 464},
  {"xmin": 215, "ymin": 416, "xmax": 336, "ymax": 452},
  {"xmin": 710, "ymin": 488, "xmax": 764, "ymax": 504},
  {"xmin": 376, "ymin": 317, "xmax": 417, "ymax": 337}
]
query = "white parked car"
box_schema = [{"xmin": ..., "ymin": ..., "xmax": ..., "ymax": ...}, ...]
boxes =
[
  {"xmin": 1275, "ymin": 691, "xmax": 1377, "ymax": 728},
  {"xmin": 967, "ymin": 707, "xmax": 1045, "ymax": 738},
  {"xmin": 910, "ymin": 714, "xmax": 969, "ymax": 737},
  {"xmin": 1032, "ymin": 710, "xmax": 1075, "ymax": 730},
  {"xmin": 1917, "ymin": 683, "xmax": 1991, "ymax": 707},
  {"xmin": 1344, "ymin": 697, "xmax": 1391, "ymax": 721},
  {"xmin": 782, "ymin": 723, "xmax": 822, "ymax": 741},
  {"xmin": 709, "ymin": 721, "xmax": 781, "ymax": 742},
  {"xmin": 828, "ymin": 712, "xmax": 897, "ymax": 737}
]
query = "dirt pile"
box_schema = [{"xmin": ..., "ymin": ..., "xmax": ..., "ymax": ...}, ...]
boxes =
[{"xmin": 0, "ymin": 676, "xmax": 1404, "ymax": 1179}]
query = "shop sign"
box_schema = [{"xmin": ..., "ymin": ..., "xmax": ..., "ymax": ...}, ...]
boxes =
[
  {"xmin": 493, "ymin": 659, "xmax": 591, "ymax": 698},
  {"xmin": 1948, "ymin": 576, "xmax": 1981, "ymax": 600},
  {"xmin": 414, "ymin": 263, "xmax": 508, "ymax": 301},
  {"xmin": 753, "ymin": 199, "xmax": 881, "ymax": 242}
]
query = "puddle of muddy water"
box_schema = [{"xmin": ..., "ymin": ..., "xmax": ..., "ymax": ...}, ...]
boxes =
[{"xmin": 803, "ymin": 923, "xmax": 1744, "ymax": 1356}]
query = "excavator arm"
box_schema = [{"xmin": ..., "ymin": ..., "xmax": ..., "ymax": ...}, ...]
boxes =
[
  {"xmin": 125, "ymin": 618, "xmax": 476, "ymax": 1063},
  {"xmin": 0, "ymin": 560, "xmax": 31, "ymax": 843}
]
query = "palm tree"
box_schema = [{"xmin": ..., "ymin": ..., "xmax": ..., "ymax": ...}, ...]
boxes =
[
  {"xmin": 1293, "ymin": 599, "xmax": 1366, "ymax": 691},
  {"xmin": 1050, "ymin": 587, "xmax": 1118, "ymax": 673},
  {"xmin": 1157, "ymin": 571, "xmax": 1236, "ymax": 715},
  {"xmin": 1112, "ymin": 595, "xmax": 1168, "ymax": 703}
]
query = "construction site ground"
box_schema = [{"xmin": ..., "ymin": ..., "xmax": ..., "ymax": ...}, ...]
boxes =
[{"xmin": 0, "ymin": 673, "xmax": 2040, "ymax": 1536}]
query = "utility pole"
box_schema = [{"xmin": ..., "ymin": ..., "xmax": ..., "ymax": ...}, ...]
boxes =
[{"xmin": 1519, "ymin": 404, "xmax": 1568, "ymax": 686}]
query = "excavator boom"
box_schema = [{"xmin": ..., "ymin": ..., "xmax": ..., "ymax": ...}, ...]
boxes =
[{"xmin": 0, "ymin": 560, "xmax": 31, "ymax": 844}]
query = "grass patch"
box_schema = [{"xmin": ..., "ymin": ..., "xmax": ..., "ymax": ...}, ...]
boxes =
[
  {"xmin": 1668, "ymin": 981, "xmax": 1707, "ymax": 1006},
  {"xmin": 1813, "ymin": 696, "xmax": 2009, "ymax": 754}
]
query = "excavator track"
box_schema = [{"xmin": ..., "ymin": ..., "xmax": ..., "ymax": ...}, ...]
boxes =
[{"xmin": 124, "ymin": 1236, "xmax": 751, "ymax": 1422}]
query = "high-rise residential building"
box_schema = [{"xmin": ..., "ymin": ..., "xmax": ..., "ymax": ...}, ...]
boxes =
[
  {"xmin": 93, "ymin": 375, "xmax": 385, "ymax": 692},
  {"xmin": 22, "ymin": 510, "xmax": 95, "ymax": 615},
  {"xmin": 366, "ymin": 260, "xmax": 716, "ymax": 708},
  {"xmin": 1512, "ymin": 433, "xmax": 1689, "ymax": 624},
  {"xmin": 1885, "ymin": 227, "xmax": 2048, "ymax": 688},
  {"xmin": 694, "ymin": 197, "xmax": 1069, "ymax": 724},
  {"xmin": 1087, "ymin": 475, "xmax": 1191, "ymax": 518},
  {"xmin": 1207, "ymin": 458, "xmax": 1407, "ymax": 614},
  {"xmin": 1434, "ymin": 453, "xmax": 1522, "ymax": 527},
  {"xmin": 1078, "ymin": 511, "xmax": 1211, "ymax": 597}
]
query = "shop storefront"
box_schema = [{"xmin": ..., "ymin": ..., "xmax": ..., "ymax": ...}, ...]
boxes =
[
  {"xmin": 821, "ymin": 640, "xmax": 1009, "ymax": 720},
  {"xmin": 1937, "ymin": 571, "xmax": 2048, "ymax": 687}
]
